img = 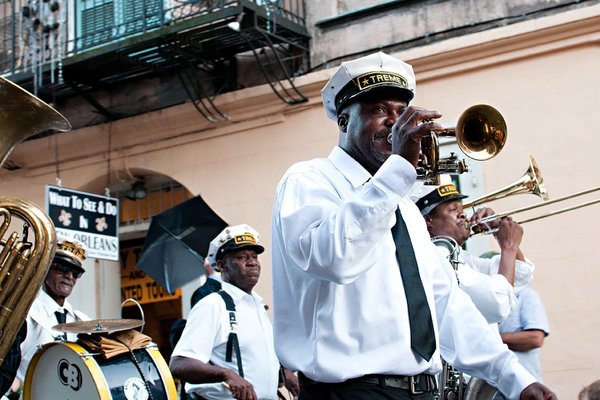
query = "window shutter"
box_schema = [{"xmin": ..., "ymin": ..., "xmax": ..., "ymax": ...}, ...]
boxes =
[{"xmin": 81, "ymin": 1, "xmax": 115, "ymax": 48}]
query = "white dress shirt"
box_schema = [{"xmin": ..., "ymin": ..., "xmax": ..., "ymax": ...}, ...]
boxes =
[
  {"xmin": 271, "ymin": 146, "xmax": 536, "ymax": 400},
  {"xmin": 172, "ymin": 282, "xmax": 280, "ymax": 400},
  {"xmin": 18, "ymin": 289, "xmax": 90, "ymax": 383},
  {"xmin": 436, "ymin": 248, "xmax": 534, "ymax": 324},
  {"xmin": 461, "ymin": 251, "xmax": 534, "ymax": 295}
]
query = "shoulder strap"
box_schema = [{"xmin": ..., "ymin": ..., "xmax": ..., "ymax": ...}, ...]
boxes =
[
  {"xmin": 217, "ymin": 290, "xmax": 244, "ymax": 378},
  {"xmin": 218, "ymin": 290, "xmax": 236, "ymax": 311}
]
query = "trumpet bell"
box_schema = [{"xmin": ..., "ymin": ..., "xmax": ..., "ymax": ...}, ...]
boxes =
[
  {"xmin": 456, "ymin": 104, "xmax": 507, "ymax": 161},
  {"xmin": 415, "ymin": 104, "xmax": 507, "ymax": 185},
  {"xmin": 0, "ymin": 76, "xmax": 71, "ymax": 166}
]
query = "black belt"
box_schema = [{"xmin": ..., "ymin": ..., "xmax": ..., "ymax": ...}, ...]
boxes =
[
  {"xmin": 357, "ymin": 374, "xmax": 436, "ymax": 394},
  {"xmin": 300, "ymin": 373, "xmax": 437, "ymax": 395}
]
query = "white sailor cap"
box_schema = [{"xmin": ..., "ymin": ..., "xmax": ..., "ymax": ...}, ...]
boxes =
[
  {"xmin": 206, "ymin": 224, "xmax": 264, "ymax": 269},
  {"xmin": 321, "ymin": 52, "xmax": 416, "ymax": 120}
]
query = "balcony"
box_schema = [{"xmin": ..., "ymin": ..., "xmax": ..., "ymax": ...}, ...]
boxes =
[{"xmin": 0, "ymin": 0, "xmax": 310, "ymax": 126}]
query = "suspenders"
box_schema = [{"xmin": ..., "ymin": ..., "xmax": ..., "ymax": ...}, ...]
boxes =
[{"xmin": 217, "ymin": 290, "xmax": 244, "ymax": 378}]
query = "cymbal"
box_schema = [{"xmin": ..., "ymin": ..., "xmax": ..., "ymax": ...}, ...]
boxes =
[{"xmin": 53, "ymin": 319, "xmax": 144, "ymax": 334}]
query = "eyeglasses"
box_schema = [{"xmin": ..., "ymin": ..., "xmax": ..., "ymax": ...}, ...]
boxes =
[{"xmin": 51, "ymin": 263, "xmax": 84, "ymax": 279}]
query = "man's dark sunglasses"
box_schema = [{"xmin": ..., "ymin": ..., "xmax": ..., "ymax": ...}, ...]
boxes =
[{"xmin": 51, "ymin": 263, "xmax": 84, "ymax": 279}]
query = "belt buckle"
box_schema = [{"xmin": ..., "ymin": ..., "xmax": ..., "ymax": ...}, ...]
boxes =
[{"xmin": 410, "ymin": 375, "xmax": 424, "ymax": 395}]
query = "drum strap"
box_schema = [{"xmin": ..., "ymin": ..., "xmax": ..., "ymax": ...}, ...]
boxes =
[{"xmin": 218, "ymin": 290, "xmax": 244, "ymax": 378}]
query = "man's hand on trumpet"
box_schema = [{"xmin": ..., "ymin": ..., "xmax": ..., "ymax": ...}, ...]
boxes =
[{"xmin": 389, "ymin": 105, "xmax": 443, "ymax": 167}]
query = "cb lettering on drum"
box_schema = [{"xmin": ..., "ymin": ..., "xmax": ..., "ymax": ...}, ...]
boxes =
[{"xmin": 58, "ymin": 358, "xmax": 82, "ymax": 391}]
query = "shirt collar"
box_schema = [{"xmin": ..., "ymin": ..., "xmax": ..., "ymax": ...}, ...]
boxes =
[
  {"xmin": 38, "ymin": 289, "xmax": 74, "ymax": 315},
  {"xmin": 221, "ymin": 281, "xmax": 264, "ymax": 304},
  {"xmin": 329, "ymin": 146, "xmax": 372, "ymax": 189}
]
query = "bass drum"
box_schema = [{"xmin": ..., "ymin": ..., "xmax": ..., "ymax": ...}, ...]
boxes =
[
  {"xmin": 464, "ymin": 377, "xmax": 507, "ymax": 400},
  {"xmin": 23, "ymin": 341, "xmax": 177, "ymax": 400}
]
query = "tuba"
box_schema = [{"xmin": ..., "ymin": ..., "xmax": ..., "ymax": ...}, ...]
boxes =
[{"xmin": 0, "ymin": 76, "xmax": 71, "ymax": 363}]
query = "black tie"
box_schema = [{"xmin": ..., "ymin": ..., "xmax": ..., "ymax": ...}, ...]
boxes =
[
  {"xmin": 55, "ymin": 309, "xmax": 67, "ymax": 324},
  {"xmin": 392, "ymin": 208, "xmax": 436, "ymax": 361},
  {"xmin": 55, "ymin": 310, "xmax": 67, "ymax": 340}
]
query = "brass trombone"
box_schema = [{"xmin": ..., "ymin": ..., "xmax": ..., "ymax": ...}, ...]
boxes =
[
  {"xmin": 462, "ymin": 156, "xmax": 599, "ymax": 236},
  {"xmin": 388, "ymin": 104, "xmax": 508, "ymax": 185},
  {"xmin": 472, "ymin": 186, "xmax": 600, "ymax": 236},
  {"xmin": 463, "ymin": 155, "xmax": 548, "ymax": 209}
]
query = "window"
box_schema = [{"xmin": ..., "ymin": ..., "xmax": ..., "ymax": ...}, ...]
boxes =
[{"xmin": 76, "ymin": 0, "xmax": 167, "ymax": 49}]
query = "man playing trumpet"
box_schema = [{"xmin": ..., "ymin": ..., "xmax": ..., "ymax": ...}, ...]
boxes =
[{"xmin": 416, "ymin": 182, "xmax": 534, "ymax": 324}]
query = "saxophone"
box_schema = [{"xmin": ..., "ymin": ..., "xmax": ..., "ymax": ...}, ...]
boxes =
[{"xmin": 0, "ymin": 76, "xmax": 71, "ymax": 362}]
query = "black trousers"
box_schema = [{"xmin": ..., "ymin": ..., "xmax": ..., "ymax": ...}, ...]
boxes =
[
  {"xmin": 187, "ymin": 393, "xmax": 207, "ymax": 400},
  {"xmin": 298, "ymin": 373, "xmax": 435, "ymax": 400}
]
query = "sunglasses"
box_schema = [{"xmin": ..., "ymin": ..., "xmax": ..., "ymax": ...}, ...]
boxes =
[{"xmin": 51, "ymin": 263, "xmax": 84, "ymax": 279}]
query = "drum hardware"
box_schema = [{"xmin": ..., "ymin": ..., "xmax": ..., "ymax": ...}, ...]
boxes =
[
  {"xmin": 79, "ymin": 352, "xmax": 96, "ymax": 361},
  {"xmin": 122, "ymin": 297, "xmax": 146, "ymax": 332},
  {"xmin": 53, "ymin": 318, "xmax": 145, "ymax": 334},
  {"xmin": 388, "ymin": 104, "xmax": 507, "ymax": 185},
  {"xmin": 0, "ymin": 76, "xmax": 71, "ymax": 363}
]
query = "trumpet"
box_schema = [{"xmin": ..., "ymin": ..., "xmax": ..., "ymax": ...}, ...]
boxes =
[{"xmin": 388, "ymin": 104, "xmax": 507, "ymax": 185}]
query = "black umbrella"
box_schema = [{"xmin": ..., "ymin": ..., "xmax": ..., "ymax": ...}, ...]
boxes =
[{"xmin": 137, "ymin": 195, "xmax": 228, "ymax": 294}]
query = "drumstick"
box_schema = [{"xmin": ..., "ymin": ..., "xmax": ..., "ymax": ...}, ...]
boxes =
[{"xmin": 222, "ymin": 381, "xmax": 232, "ymax": 391}]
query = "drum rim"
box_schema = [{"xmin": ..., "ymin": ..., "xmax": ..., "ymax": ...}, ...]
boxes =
[
  {"xmin": 146, "ymin": 346, "xmax": 178, "ymax": 399},
  {"xmin": 23, "ymin": 341, "xmax": 111, "ymax": 400},
  {"xmin": 24, "ymin": 341, "xmax": 177, "ymax": 400}
]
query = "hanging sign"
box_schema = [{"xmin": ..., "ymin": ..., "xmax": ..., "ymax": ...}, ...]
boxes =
[{"xmin": 46, "ymin": 185, "xmax": 120, "ymax": 261}]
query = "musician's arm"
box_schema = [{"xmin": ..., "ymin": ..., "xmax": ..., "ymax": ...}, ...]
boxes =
[
  {"xmin": 169, "ymin": 355, "xmax": 237, "ymax": 383},
  {"xmin": 170, "ymin": 356, "xmax": 257, "ymax": 400},
  {"xmin": 500, "ymin": 329, "xmax": 545, "ymax": 352}
]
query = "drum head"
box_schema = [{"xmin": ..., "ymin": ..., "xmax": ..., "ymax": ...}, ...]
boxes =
[
  {"xmin": 23, "ymin": 341, "xmax": 177, "ymax": 400},
  {"xmin": 24, "ymin": 342, "xmax": 110, "ymax": 399}
]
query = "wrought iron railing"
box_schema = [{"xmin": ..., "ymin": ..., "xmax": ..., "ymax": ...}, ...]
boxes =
[{"xmin": 0, "ymin": 0, "xmax": 306, "ymax": 85}]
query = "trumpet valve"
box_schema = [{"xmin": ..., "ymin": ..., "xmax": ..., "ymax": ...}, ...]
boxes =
[{"xmin": 437, "ymin": 153, "xmax": 469, "ymax": 175}]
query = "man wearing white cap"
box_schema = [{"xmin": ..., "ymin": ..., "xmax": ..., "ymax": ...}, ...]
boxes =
[
  {"xmin": 271, "ymin": 52, "xmax": 555, "ymax": 399},
  {"xmin": 17, "ymin": 240, "xmax": 90, "ymax": 385},
  {"xmin": 170, "ymin": 224, "xmax": 298, "ymax": 400},
  {"xmin": 416, "ymin": 183, "xmax": 534, "ymax": 325}
]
